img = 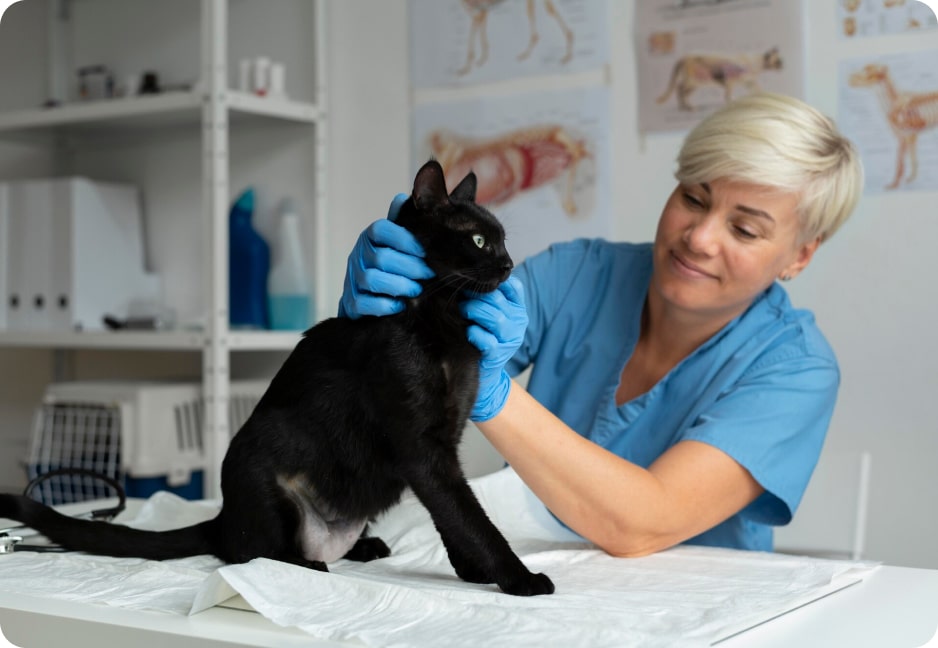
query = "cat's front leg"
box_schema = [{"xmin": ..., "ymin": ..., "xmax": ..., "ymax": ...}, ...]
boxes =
[{"xmin": 403, "ymin": 454, "xmax": 554, "ymax": 596}]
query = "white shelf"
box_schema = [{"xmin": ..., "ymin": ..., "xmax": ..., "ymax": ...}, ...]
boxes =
[
  {"xmin": 0, "ymin": 330, "xmax": 205, "ymax": 350},
  {"xmin": 0, "ymin": 90, "xmax": 321, "ymax": 136},
  {"xmin": 0, "ymin": 329, "xmax": 304, "ymax": 351},
  {"xmin": 0, "ymin": 92, "xmax": 202, "ymax": 133},
  {"xmin": 227, "ymin": 330, "xmax": 303, "ymax": 351},
  {"xmin": 228, "ymin": 91, "xmax": 321, "ymax": 124}
]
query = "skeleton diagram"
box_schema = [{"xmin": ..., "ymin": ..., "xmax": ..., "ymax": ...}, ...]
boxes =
[
  {"xmin": 457, "ymin": 0, "xmax": 575, "ymax": 76},
  {"xmin": 849, "ymin": 63, "xmax": 938, "ymax": 189}
]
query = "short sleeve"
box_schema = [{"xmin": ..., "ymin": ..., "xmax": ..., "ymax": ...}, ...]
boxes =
[
  {"xmin": 682, "ymin": 351, "xmax": 840, "ymax": 526},
  {"xmin": 506, "ymin": 241, "xmax": 588, "ymax": 376}
]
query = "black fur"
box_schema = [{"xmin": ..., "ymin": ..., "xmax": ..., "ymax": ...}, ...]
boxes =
[{"xmin": 0, "ymin": 160, "xmax": 554, "ymax": 597}]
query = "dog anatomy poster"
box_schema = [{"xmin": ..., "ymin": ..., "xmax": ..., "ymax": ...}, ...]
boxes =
[
  {"xmin": 837, "ymin": 0, "xmax": 937, "ymax": 39},
  {"xmin": 412, "ymin": 85, "xmax": 611, "ymax": 264},
  {"xmin": 839, "ymin": 52, "xmax": 938, "ymax": 194},
  {"xmin": 634, "ymin": 0, "xmax": 805, "ymax": 133},
  {"xmin": 410, "ymin": 0, "xmax": 609, "ymax": 88}
]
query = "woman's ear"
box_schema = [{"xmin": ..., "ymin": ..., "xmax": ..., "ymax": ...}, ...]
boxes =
[{"xmin": 780, "ymin": 237, "xmax": 821, "ymax": 281}]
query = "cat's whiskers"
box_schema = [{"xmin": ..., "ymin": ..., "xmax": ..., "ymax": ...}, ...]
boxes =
[{"xmin": 416, "ymin": 275, "xmax": 470, "ymax": 312}]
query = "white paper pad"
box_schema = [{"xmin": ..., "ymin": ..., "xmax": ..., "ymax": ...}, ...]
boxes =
[{"xmin": 0, "ymin": 469, "xmax": 877, "ymax": 647}]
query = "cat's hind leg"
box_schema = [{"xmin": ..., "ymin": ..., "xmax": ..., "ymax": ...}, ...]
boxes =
[
  {"xmin": 278, "ymin": 555, "xmax": 329, "ymax": 572},
  {"xmin": 343, "ymin": 535, "xmax": 391, "ymax": 562}
]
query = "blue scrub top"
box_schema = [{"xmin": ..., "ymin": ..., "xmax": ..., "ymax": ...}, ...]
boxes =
[{"xmin": 508, "ymin": 239, "xmax": 839, "ymax": 552}]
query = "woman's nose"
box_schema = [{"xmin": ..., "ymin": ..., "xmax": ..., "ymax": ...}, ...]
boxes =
[{"xmin": 683, "ymin": 215, "xmax": 720, "ymax": 256}]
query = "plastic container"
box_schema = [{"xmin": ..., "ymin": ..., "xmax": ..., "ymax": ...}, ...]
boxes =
[
  {"xmin": 228, "ymin": 188, "xmax": 270, "ymax": 329},
  {"xmin": 267, "ymin": 199, "xmax": 312, "ymax": 330}
]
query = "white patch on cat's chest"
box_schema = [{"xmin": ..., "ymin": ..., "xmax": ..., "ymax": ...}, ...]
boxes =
[
  {"xmin": 441, "ymin": 359, "xmax": 452, "ymax": 383},
  {"xmin": 276, "ymin": 474, "xmax": 367, "ymax": 564}
]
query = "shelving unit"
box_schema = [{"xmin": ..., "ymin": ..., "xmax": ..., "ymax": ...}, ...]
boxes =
[{"xmin": 0, "ymin": 0, "xmax": 327, "ymax": 497}]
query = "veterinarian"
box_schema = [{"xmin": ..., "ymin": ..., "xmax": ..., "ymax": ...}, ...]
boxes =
[{"xmin": 338, "ymin": 92, "xmax": 863, "ymax": 557}]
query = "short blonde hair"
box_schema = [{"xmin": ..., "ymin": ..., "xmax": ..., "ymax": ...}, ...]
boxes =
[{"xmin": 675, "ymin": 92, "xmax": 864, "ymax": 243}]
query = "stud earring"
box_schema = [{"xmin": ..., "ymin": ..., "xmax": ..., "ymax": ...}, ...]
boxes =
[{"xmin": 780, "ymin": 274, "xmax": 792, "ymax": 282}]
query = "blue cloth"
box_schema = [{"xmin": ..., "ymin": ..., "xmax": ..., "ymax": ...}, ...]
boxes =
[{"xmin": 508, "ymin": 239, "xmax": 839, "ymax": 552}]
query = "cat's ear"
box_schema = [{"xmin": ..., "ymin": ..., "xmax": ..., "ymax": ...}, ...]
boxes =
[
  {"xmin": 449, "ymin": 172, "xmax": 477, "ymax": 203},
  {"xmin": 412, "ymin": 160, "xmax": 450, "ymax": 210}
]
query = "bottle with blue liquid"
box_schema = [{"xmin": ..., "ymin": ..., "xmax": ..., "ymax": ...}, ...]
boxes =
[
  {"xmin": 267, "ymin": 199, "xmax": 312, "ymax": 330},
  {"xmin": 228, "ymin": 188, "xmax": 270, "ymax": 329}
]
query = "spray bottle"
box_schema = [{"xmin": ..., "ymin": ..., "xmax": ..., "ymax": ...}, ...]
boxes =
[
  {"xmin": 228, "ymin": 188, "xmax": 270, "ymax": 329},
  {"xmin": 267, "ymin": 198, "xmax": 312, "ymax": 330}
]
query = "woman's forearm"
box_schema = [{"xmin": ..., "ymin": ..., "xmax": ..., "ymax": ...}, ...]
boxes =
[{"xmin": 475, "ymin": 381, "xmax": 763, "ymax": 557}]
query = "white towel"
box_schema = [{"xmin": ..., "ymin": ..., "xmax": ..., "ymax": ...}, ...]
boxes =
[{"xmin": 0, "ymin": 468, "xmax": 876, "ymax": 647}]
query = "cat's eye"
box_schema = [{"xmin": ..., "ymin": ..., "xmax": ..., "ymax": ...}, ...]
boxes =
[{"xmin": 472, "ymin": 234, "xmax": 485, "ymax": 248}]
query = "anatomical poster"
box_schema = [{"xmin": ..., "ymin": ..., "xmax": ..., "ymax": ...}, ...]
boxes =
[
  {"xmin": 410, "ymin": 0, "xmax": 609, "ymax": 88},
  {"xmin": 837, "ymin": 0, "xmax": 938, "ymax": 39},
  {"xmin": 412, "ymin": 84, "xmax": 611, "ymax": 264},
  {"xmin": 839, "ymin": 51, "xmax": 938, "ymax": 193},
  {"xmin": 635, "ymin": 0, "xmax": 805, "ymax": 133}
]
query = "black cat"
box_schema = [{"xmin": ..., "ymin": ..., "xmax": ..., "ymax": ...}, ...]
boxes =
[{"xmin": 0, "ymin": 160, "xmax": 554, "ymax": 597}]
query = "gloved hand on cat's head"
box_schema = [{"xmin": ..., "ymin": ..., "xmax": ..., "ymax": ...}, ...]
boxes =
[
  {"xmin": 339, "ymin": 193, "xmax": 527, "ymax": 422},
  {"xmin": 337, "ymin": 193, "xmax": 434, "ymax": 319},
  {"xmin": 460, "ymin": 276, "xmax": 528, "ymax": 422}
]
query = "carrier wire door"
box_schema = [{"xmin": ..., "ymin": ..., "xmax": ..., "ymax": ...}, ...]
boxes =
[{"xmin": 24, "ymin": 380, "xmax": 267, "ymax": 505}]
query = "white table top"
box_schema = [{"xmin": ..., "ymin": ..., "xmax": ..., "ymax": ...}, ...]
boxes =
[
  {"xmin": 719, "ymin": 564, "xmax": 938, "ymax": 647},
  {"xmin": 1, "ymin": 563, "xmax": 937, "ymax": 647},
  {"xmin": 3, "ymin": 498, "xmax": 937, "ymax": 647}
]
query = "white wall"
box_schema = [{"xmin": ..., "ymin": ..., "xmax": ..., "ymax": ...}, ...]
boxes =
[{"xmin": 326, "ymin": 1, "xmax": 938, "ymax": 568}]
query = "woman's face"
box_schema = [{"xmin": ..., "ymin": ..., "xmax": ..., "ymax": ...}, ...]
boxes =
[{"xmin": 651, "ymin": 179, "xmax": 819, "ymax": 323}]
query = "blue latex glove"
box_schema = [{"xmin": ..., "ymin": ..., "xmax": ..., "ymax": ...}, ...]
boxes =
[
  {"xmin": 460, "ymin": 276, "xmax": 528, "ymax": 422},
  {"xmin": 338, "ymin": 193, "xmax": 434, "ymax": 319}
]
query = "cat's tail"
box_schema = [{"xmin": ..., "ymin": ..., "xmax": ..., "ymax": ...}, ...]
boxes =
[{"xmin": 0, "ymin": 494, "xmax": 218, "ymax": 560}]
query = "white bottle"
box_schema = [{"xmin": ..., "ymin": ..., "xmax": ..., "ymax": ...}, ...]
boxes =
[{"xmin": 267, "ymin": 199, "xmax": 312, "ymax": 330}]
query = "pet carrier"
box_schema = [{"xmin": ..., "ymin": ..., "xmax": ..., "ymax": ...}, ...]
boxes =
[{"xmin": 25, "ymin": 379, "xmax": 267, "ymax": 505}]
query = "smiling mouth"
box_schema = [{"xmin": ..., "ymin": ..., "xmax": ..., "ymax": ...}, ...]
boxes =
[{"xmin": 670, "ymin": 251, "xmax": 717, "ymax": 279}]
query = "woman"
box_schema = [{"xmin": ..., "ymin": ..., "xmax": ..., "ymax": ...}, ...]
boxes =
[{"xmin": 339, "ymin": 93, "xmax": 863, "ymax": 556}]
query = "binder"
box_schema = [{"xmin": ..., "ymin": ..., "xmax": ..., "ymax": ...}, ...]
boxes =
[{"xmin": 0, "ymin": 178, "xmax": 162, "ymax": 331}]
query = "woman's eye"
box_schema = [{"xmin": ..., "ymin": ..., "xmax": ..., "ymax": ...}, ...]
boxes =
[
  {"xmin": 682, "ymin": 192, "xmax": 704, "ymax": 209},
  {"xmin": 733, "ymin": 226, "xmax": 758, "ymax": 240},
  {"xmin": 472, "ymin": 234, "xmax": 485, "ymax": 248}
]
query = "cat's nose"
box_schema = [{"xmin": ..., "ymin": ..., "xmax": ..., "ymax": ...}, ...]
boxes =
[{"xmin": 500, "ymin": 260, "xmax": 513, "ymax": 281}]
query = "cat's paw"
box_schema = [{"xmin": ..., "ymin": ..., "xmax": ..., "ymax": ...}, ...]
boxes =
[
  {"xmin": 498, "ymin": 570, "xmax": 555, "ymax": 597},
  {"xmin": 343, "ymin": 537, "xmax": 391, "ymax": 562}
]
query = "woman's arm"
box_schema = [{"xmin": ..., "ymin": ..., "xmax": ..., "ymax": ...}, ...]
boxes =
[{"xmin": 476, "ymin": 381, "xmax": 764, "ymax": 557}]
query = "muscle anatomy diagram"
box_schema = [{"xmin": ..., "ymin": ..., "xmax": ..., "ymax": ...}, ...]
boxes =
[{"xmin": 428, "ymin": 124, "xmax": 591, "ymax": 216}]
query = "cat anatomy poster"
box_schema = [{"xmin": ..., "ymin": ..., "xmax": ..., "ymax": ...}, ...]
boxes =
[
  {"xmin": 410, "ymin": 0, "xmax": 609, "ymax": 88},
  {"xmin": 635, "ymin": 0, "xmax": 805, "ymax": 133},
  {"xmin": 412, "ymin": 85, "xmax": 611, "ymax": 264},
  {"xmin": 837, "ymin": 0, "xmax": 938, "ymax": 39},
  {"xmin": 839, "ymin": 51, "xmax": 938, "ymax": 193}
]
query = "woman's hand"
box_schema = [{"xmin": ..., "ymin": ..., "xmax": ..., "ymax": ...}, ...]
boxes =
[
  {"xmin": 460, "ymin": 276, "xmax": 528, "ymax": 422},
  {"xmin": 337, "ymin": 193, "xmax": 434, "ymax": 319}
]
